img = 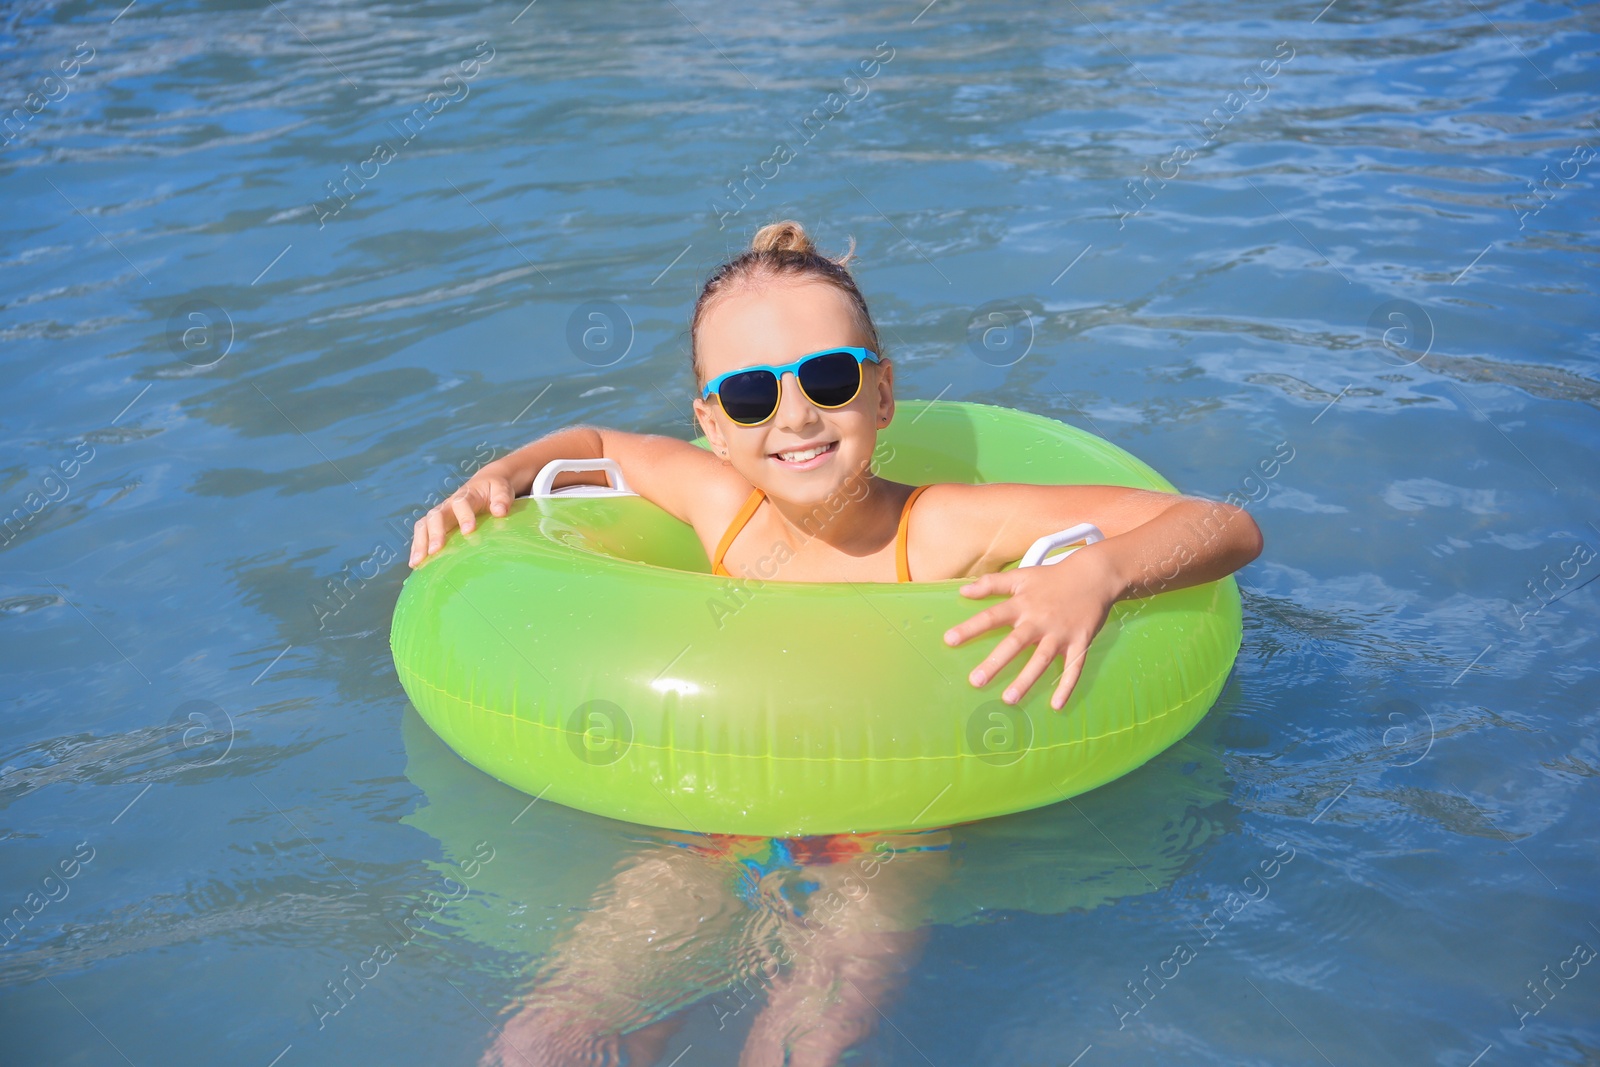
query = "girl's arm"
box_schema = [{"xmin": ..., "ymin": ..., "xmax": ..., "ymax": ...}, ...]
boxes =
[
  {"xmin": 942, "ymin": 485, "xmax": 1262, "ymax": 710},
  {"xmin": 408, "ymin": 425, "xmax": 732, "ymax": 567},
  {"xmin": 1083, "ymin": 494, "xmax": 1264, "ymax": 597},
  {"xmin": 489, "ymin": 425, "xmax": 608, "ymax": 499}
]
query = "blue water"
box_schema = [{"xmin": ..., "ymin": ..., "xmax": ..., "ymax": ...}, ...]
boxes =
[{"xmin": 3, "ymin": 0, "xmax": 1598, "ymax": 1063}]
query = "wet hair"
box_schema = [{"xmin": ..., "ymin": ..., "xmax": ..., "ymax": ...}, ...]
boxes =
[{"xmin": 690, "ymin": 220, "xmax": 882, "ymax": 389}]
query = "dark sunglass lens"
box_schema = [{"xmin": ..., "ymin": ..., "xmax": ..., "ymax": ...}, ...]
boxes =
[
  {"xmin": 797, "ymin": 351, "xmax": 861, "ymax": 407},
  {"xmin": 719, "ymin": 369, "xmax": 780, "ymax": 424}
]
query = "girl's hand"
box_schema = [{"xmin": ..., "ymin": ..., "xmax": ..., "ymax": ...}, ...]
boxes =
[
  {"xmin": 942, "ymin": 548, "xmax": 1125, "ymax": 711},
  {"xmin": 409, "ymin": 468, "xmax": 517, "ymax": 567}
]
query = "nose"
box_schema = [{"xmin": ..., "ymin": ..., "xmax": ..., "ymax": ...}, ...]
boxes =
[{"xmin": 772, "ymin": 371, "xmax": 822, "ymax": 431}]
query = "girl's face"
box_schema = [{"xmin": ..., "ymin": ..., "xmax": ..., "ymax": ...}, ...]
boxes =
[{"xmin": 692, "ymin": 278, "xmax": 894, "ymax": 504}]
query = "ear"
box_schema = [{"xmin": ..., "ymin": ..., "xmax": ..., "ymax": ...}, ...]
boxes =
[
  {"xmin": 692, "ymin": 397, "xmax": 728, "ymax": 456},
  {"xmin": 874, "ymin": 359, "xmax": 895, "ymax": 427}
]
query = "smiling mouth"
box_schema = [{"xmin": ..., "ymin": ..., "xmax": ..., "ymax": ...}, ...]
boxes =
[{"xmin": 769, "ymin": 441, "xmax": 839, "ymax": 465}]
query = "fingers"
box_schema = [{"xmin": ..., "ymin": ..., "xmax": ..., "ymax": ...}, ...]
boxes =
[
  {"xmin": 409, "ymin": 517, "xmax": 428, "ymax": 568},
  {"xmin": 426, "ymin": 504, "xmax": 455, "ymax": 555},
  {"xmin": 1050, "ymin": 645, "xmax": 1091, "ymax": 711},
  {"xmin": 946, "ymin": 567, "xmax": 1104, "ymax": 710},
  {"xmin": 450, "ymin": 493, "xmax": 478, "ymax": 536},
  {"xmin": 966, "ymin": 630, "xmax": 1030, "ymax": 688},
  {"xmin": 410, "ymin": 500, "xmax": 461, "ymax": 567},
  {"xmin": 944, "ymin": 604, "xmax": 1011, "ymax": 647},
  {"xmin": 958, "ymin": 570, "xmax": 1017, "ymax": 600},
  {"xmin": 1000, "ymin": 638, "xmax": 1061, "ymax": 706},
  {"xmin": 407, "ymin": 478, "xmax": 520, "ymax": 568},
  {"xmin": 487, "ymin": 476, "xmax": 514, "ymax": 517},
  {"xmin": 948, "ymin": 571, "xmax": 1026, "ymax": 645}
]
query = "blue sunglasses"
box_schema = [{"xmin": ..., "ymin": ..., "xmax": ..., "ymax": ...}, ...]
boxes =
[{"xmin": 701, "ymin": 346, "xmax": 882, "ymax": 426}]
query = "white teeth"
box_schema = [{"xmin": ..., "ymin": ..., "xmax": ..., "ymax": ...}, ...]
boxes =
[{"xmin": 776, "ymin": 443, "xmax": 832, "ymax": 463}]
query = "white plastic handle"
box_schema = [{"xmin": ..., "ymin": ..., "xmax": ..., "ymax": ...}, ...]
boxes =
[
  {"xmin": 1018, "ymin": 522, "xmax": 1105, "ymax": 568},
  {"xmin": 530, "ymin": 458, "xmax": 637, "ymax": 498}
]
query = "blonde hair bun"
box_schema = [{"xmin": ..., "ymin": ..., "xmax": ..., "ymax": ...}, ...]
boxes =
[{"xmin": 750, "ymin": 219, "xmax": 857, "ymax": 267}]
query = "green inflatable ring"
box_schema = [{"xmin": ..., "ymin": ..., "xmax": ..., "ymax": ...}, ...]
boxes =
[{"xmin": 390, "ymin": 400, "xmax": 1242, "ymax": 837}]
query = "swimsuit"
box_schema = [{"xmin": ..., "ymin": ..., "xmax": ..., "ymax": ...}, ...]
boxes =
[
  {"xmin": 710, "ymin": 483, "xmax": 931, "ymax": 581},
  {"xmin": 665, "ymin": 830, "xmax": 952, "ymax": 916}
]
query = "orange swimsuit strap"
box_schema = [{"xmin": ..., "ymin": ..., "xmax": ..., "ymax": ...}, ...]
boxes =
[
  {"xmin": 710, "ymin": 487, "xmax": 766, "ymax": 578},
  {"xmin": 895, "ymin": 484, "xmax": 931, "ymax": 582}
]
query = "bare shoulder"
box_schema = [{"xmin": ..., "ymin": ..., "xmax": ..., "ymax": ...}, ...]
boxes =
[
  {"xmin": 596, "ymin": 428, "xmax": 754, "ymax": 532},
  {"xmin": 903, "ymin": 483, "xmax": 991, "ymax": 579},
  {"xmin": 911, "ymin": 481, "xmax": 1183, "ymax": 576}
]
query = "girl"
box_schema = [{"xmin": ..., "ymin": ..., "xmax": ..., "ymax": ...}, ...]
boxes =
[
  {"xmin": 410, "ymin": 219, "xmax": 1262, "ymax": 712},
  {"xmin": 418, "ymin": 219, "xmax": 1262, "ymax": 1066}
]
